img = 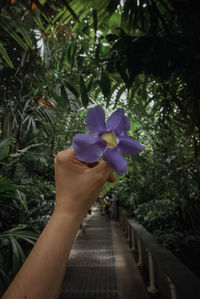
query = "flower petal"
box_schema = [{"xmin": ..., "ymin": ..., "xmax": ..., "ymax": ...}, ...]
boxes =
[
  {"xmin": 122, "ymin": 115, "xmax": 130, "ymax": 132},
  {"xmin": 118, "ymin": 135, "xmax": 145, "ymax": 154},
  {"xmin": 106, "ymin": 108, "xmax": 124, "ymax": 134},
  {"xmin": 73, "ymin": 134, "xmax": 106, "ymax": 163},
  {"xmin": 103, "ymin": 147, "xmax": 127, "ymax": 176},
  {"xmin": 106, "ymin": 108, "xmax": 130, "ymax": 135},
  {"xmin": 86, "ymin": 106, "xmax": 106, "ymax": 135}
]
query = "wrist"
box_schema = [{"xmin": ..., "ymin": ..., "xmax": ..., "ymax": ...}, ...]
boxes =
[{"xmin": 53, "ymin": 205, "xmax": 86, "ymax": 224}]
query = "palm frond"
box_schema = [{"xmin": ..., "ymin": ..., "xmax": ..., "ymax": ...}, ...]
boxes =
[{"xmin": 0, "ymin": 43, "xmax": 14, "ymax": 68}]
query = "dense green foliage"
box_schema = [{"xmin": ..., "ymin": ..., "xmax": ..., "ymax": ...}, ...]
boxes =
[{"xmin": 0, "ymin": 0, "xmax": 200, "ymax": 292}]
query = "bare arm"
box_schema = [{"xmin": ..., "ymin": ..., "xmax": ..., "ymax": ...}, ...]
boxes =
[{"xmin": 3, "ymin": 148, "xmax": 113, "ymax": 299}]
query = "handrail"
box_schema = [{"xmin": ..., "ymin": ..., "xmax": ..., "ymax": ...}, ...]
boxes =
[{"xmin": 119, "ymin": 208, "xmax": 200, "ymax": 299}]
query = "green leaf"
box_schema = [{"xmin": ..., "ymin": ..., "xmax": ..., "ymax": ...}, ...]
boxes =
[
  {"xmin": 116, "ymin": 62, "xmax": 130, "ymax": 89},
  {"xmin": 106, "ymin": 12, "xmax": 121, "ymax": 30},
  {"xmin": 0, "ymin": 267, "xmax": 10, "ymax": 294},
  {"xmin": 70, "ymin": 43, "xmax": 77, "ymax": 71},
  {"xmin": 114, "ymin": 85, "xmax": 126, "ymax": 108},
  {"xmin": 106, "ymin": 1, "xmax": 121, "ymax": 15},
  {"xmin": 60, "ymin": 0, "xmax": 80, "ymax": 22},
  {"xmin": 18, "ymin": 25, "xmax": 33, "ymax": 49},
  {"xmin": 16, "ymin": 190, "xmax": 28, "ymax": 211},
  {"xmin": 14, "ymin": 238, "xmax": 26, "ymax": 264},
  {"xmin": 0, "ymin": 138, "xmax": 10, "ymax": 160},
  {"xmin": 99, "ymin": 71, "xmax": 111, "ymax": 98},
  {"xmin": 10, "ymin": 237, "xmax": 21, "ymax": 277},
  {"xmin": 93, "ymin": 9, "xmax": 98, "ymax": 37},
  {"xmin": 1, "ymin": 25, "xmax": 28, "ymax": 50},
  {"xmin": 0, "ymin": 43, "xmax": 14, "ymax": 68},
  {"xmin": 95, "ymin": 44, "xmax": 100, "ymax": 61},
  {"xmin": 80, "ymin": 76, "xmax": 89, "ymax": 108},
  {"xmin": 61, "ymin": 85, "xmax": 70, "ymax": 111},
  {"xmin": 87, "ymin": 77, "xmax": 94, "ymax": 92},
  {"xmin": 63, "ymin": 81, "xmax": 79, "ymax": 98},
  {"xmin": 42, "ymin": 8, "xmax": 65, "ymax": 35},
  {"xmin": 50, "ymin": 90, "xmax": 66, "ymax": 108},
  {"xmin": 65, "ymin": 42, "xmax": 77, "ymax": 70},
  {"xmin": 0, "ymin": 177, "xmax": 16, "ymax": 198},
  {"xmin": 65, "ymin": 44, "xmax": 71, "ymax": 67},
  {"xmin": 39, "ymin": 0, "xmax": 46, "ymax": 4},
  {"xmin": 18, "ymin": 237, "xmax": 35, "ymax": 246},
  {"xmin": 57, "ymin": 47, "xmax": 66, "ymax": 72},
  {"xmin": 1, "ymin": 228, "xmax": 38, "ymax": 240}
]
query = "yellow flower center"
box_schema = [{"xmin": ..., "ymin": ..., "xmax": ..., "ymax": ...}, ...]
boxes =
[{"xmin": 101, "ymin": 132, "xmax": 118, "ymax": 147}]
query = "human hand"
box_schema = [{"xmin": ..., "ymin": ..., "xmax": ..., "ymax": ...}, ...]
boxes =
[{"xmin": 54, "ymin": 148, "xmax": 114, "ymax": 220}]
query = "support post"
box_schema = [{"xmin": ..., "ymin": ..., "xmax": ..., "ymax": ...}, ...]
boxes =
[
  {"xmin": 129, "ymin": 228, "xmax": 137, "ymax": 252},
  {"xmin": 124, "ymin": 218, "xmax": 127, "ymax": 235},
  {"xmin": 167, "ymin": 276, "xmax": 177, "ymax": 299},
  {"xmin": 126, "ymin": 222, "xmax": 130, "ymax": 241},
  {"xmin": 147, "ymin": 249, "xmax": 158, "ymax": 294},
  {"xmin": 137, "ymin": 238, "xmax": 143, "ymax": 267},
  {"xmin": 120, "ymin": 215, "xmax": 124, "ymax": 228},
  {"xmin": 119, "ymin": 213, "xmax": 122, "ymax": 225}
]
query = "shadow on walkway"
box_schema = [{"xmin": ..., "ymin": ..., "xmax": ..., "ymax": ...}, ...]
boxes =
[{"xmin": 60, "ymin": 207, "xmax": 148, "ymax": 299}]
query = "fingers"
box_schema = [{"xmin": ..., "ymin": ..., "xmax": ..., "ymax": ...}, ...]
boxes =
[
  {"xmin": 84, "ymin": 160, "xmax": 115, "ymax": 183},
  {"xmin": 84, "ymin": 161, "xmax": 99, "ymax": 168},
  {"xmin": 57, "ymin": 148, "xmax": 115, "ymax": 183},
  {"xmin": 92, "ymin": 160, "xmax": 113, "ymax": 182}
]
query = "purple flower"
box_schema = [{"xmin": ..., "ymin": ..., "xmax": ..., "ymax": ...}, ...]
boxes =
[{"xmin": 72, "ymin": 106, "xmax": 145, "ymax": 175}]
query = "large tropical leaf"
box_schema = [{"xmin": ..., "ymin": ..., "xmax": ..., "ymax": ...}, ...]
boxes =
[
  {"xmin": 99, "ymin": 71, "xmax": 111, "ymax": 99},
  {"xmin": 0, "ymin": 177, "xmax": 16, "ymax": 199},
  {"xmin": 80, "ymin": 76, "xmax": 89, "ymax": 108},
  {"xmin": 0, "ymin": 43, "xmax": 14, "ymax": 68},
  {"xmin": 0, "ymin": 138, "xmax": 10, "ymax": 161}
]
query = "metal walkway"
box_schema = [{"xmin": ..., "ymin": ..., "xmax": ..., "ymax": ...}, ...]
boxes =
[{"xmin": 60, "ymin": 207, "xmax": 148, "ymax": 299}]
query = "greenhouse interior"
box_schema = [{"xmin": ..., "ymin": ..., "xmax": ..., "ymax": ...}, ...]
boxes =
[{"xmin": 0, "ymin": 1, "xmax": 200, "ymax": 298}]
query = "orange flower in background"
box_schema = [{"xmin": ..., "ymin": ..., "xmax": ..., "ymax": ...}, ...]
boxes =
[
  {"xmin": 66, "ymin": 32, "xmax": 73, "ymax": 38},
  {"xmin": 11, "ymin": 0, "xmax": 16, "ymax": 4},
  {"xmin": 32, "ymin": 2, "xmax": 37, "ymax": 10}
]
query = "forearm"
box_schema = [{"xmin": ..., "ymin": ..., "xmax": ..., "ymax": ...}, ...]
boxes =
[
  {"xmin": 3, "ymin": 148, "xmax": 113, "ymax": 299},
  {"xmin": 3, "ymin": 209, "xmax": 83, "ymax": 299}
]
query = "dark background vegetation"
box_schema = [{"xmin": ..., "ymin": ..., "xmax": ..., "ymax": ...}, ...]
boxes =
[{"xmin": 0, "ymin": 0, "xmax": 200, "ymax": 294}]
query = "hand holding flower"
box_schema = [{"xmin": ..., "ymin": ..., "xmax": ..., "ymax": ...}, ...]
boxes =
[{"xmin": 54, "ymin": 147, "xmax": 113, "ymax": 219}]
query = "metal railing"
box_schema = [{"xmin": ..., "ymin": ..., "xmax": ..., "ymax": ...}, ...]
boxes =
[{"xmin": 119, "ymin": 208, "xmax": 200, "ymax": 299}]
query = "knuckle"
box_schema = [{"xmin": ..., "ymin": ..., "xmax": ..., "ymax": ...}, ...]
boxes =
[{"xmin": 54, "ymin": 151, "xmax": 65, "ymax": 164}]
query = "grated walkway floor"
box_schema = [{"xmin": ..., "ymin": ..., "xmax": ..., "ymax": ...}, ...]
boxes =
[{"xmin": 60, "ymin": 207, "xmax": 148, "ymax": 299}]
